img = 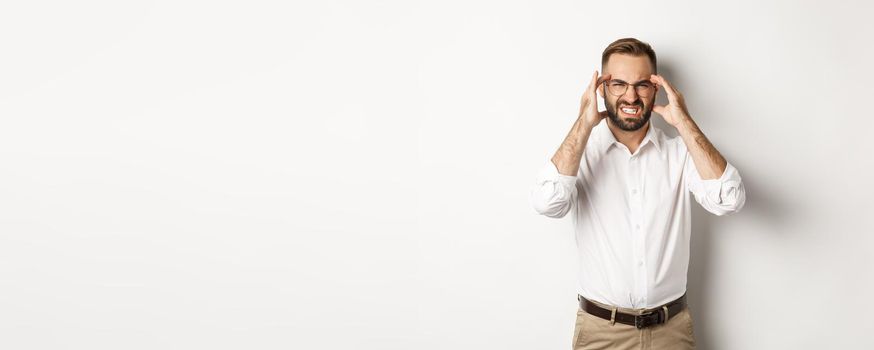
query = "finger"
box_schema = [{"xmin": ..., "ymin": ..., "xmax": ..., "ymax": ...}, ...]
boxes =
[
  {"xmin": 650, "ymin": 74, "xmax": 679, "ymax": 100},
  {"xmin": 596, "ymin": 73, "xmax": 612, "ymax": 86},
  {"xmin": 580, "ymin": 71, "xmax": 594, "ymax": 103},
  {"xmin": 578, "ymin": 72, "xmax": 593, "ymax": 107},
  {"xmin": 653, "ymin": 104, "xmax": 666, "ymax": 115},
  {"xmin": 592, "ymin": 73, "xmax": 611, "ymax": 103},
  {"xmin": 585, "ymin": 70, "xmax": 599, "ymax": 93},
  {"xmin": 582, "ymin": 71, "xmax": 603, "ymax": 109},
  {"xmin": 585, "ymin": 70, "xmax": 598, "ymax": 96}
]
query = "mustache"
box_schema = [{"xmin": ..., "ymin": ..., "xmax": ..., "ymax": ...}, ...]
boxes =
[{"xmin": 618, "ymin": 101, "xmax": 644, "ymax": 108}]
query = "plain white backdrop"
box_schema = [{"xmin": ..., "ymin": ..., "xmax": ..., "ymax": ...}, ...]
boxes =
[{"xmin": 1, "ymin": 0, "xmax": 872, "ymax": 349}]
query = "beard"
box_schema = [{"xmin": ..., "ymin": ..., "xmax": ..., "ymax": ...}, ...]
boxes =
[{"xmin": 605, "ymin": 99, "xmax": 652, "ymax": 131}]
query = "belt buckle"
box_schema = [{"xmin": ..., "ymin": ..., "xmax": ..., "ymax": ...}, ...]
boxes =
[{"xmin": 634, "ymin": 310, "xmax": 662, "ymax": 329}]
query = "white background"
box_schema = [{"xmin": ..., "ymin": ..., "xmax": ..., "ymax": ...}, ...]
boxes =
[{"xmin": 1, "ymin": 0, "xmax": 872, "ymax": 349}]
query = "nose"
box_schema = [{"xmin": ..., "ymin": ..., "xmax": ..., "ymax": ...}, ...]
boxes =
[{"xmin": 620, "ymin": 86, "xmax": 639, "ymax": 104}]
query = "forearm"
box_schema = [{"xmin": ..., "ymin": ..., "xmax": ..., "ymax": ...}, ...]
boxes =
[
  {"xmin": 551, "ymin": 117, "xmax": 595, "ymax": 176},
  {"xmin": 676, "ymin": 117, "xmax": 727, "ymax": 180}
]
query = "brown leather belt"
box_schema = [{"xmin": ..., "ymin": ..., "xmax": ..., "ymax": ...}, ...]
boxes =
[{"xmin": 577, "ymin": 293, "xmax": 687, "ymax": 329}]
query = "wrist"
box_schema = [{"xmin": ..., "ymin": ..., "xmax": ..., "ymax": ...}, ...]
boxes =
[
  {"xmin": 577, "ymin": 115, "xmax": 598, "ymax": 131},
  {"xmin": 674, "ymin": 115, "xmax": 695, "ymax": 133}
]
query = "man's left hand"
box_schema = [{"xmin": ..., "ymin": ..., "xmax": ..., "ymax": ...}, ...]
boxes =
[{"xmin": 650, "ymin": 74, "xmax": 691, "ymax": 127}]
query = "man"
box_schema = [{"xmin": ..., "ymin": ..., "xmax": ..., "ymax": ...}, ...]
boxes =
[{"xmin": 530, "ymin": 38, "xmax": 746, "ymax": 349}]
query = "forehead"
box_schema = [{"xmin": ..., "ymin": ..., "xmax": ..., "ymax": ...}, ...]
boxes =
[{"xmin": 603, "ymin": 54, "xmax": 654, "ymax": 81}]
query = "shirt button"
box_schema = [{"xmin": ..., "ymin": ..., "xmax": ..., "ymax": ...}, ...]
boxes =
[
  {"xmin": 636, "ymin": 224, "xmax": 641, "ymax": 230},
  {"xmin": 632, "ymin": 189, "xmax": 638, "ymax": 195},
  {"xmin": 638, "ymin": 260, "xmax": 644, "ymax": 266}
]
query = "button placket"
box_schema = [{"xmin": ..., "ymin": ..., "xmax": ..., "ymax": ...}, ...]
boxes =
[
  {"xmin": 627, "ymin": 156, "xmax": 647, "ymax": 305},
  {"xmin": 628, "ymin": 155, "xmax": 648, "ymax": 307}
]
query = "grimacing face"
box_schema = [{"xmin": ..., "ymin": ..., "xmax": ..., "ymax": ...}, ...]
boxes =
[{"xmin": 598, "ymin": 54, "xmax": 658, "ymax": 132}]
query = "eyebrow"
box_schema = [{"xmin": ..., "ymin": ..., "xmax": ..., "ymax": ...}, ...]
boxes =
[{"xmin": 608, "ymin": 79, "xmax": 653, "ymax": 85}]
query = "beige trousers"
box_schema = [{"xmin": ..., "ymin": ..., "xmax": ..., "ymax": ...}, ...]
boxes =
[{"xmin": 572, "ymin": 298, "xmax": 696, "ymax": 350}]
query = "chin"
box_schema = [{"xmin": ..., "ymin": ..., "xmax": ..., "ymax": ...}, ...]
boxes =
[{"xmin": 613, "ymin": 114, "xmax": 650, "ymax": 131}]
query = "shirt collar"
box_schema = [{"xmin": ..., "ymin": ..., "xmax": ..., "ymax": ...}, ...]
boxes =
[{"xmin": 597, "ymin": 119, "xmax": 662, "ymax": 154}]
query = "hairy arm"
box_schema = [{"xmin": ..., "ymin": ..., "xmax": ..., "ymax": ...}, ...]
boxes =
[{"xmin": 676, "ymin": 117, "xmax": 727, "ymax": 180}]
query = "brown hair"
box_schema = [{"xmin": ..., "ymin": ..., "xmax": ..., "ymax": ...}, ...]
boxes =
[{"xmin": 601, "ymin": 38, "xmax": 657, "ymax": 73}]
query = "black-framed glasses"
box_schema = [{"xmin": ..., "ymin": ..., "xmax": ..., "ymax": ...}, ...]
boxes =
[{"xmin": 603, "ymin": 79, "xmax": 656, "ymax": 97}]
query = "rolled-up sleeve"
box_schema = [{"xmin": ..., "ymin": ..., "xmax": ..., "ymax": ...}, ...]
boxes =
[
  {"xmin": 530, "ymin": 160, "xmax": 579, "ymax": 218},
  {"xmin": 685, "ymin": 158, "xmax": 746, "ymax": 216}
]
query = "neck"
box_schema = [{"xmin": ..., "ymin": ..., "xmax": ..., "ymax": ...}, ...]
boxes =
[
  {"xmin": 607, "ymin": 119, "xmax": 649, "ymax": 152},
  {"xmin": 607, "ymin": 118, "xmax": 650, "ymax": 142}
]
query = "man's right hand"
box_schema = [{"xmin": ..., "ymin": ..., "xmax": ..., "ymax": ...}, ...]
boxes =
[
  {"xmin": 550, "ymin": 70, "xmax": 612, "ymax": 177},
  {"xmin": 579, "ymin": 70, "xmax": 611, "ymax": 128}
]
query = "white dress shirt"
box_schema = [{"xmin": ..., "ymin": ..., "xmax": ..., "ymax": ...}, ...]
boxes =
[{"xmin": 530, "ymin": 119, "xmax": 746, "ymax": 309}]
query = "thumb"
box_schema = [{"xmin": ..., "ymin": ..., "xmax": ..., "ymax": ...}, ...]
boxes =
[{"xmin": 652, "ymin": 104, "xmax": 666, "ymax": 115}]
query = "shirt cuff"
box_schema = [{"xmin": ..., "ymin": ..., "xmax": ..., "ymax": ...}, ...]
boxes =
[
  {"xmin": 537, "ymin": 160, "xmax": 578, "ymax": 188},
  {"xmin": 697, "ymin": 162, "xmax": 741, "ymax": 205}
]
